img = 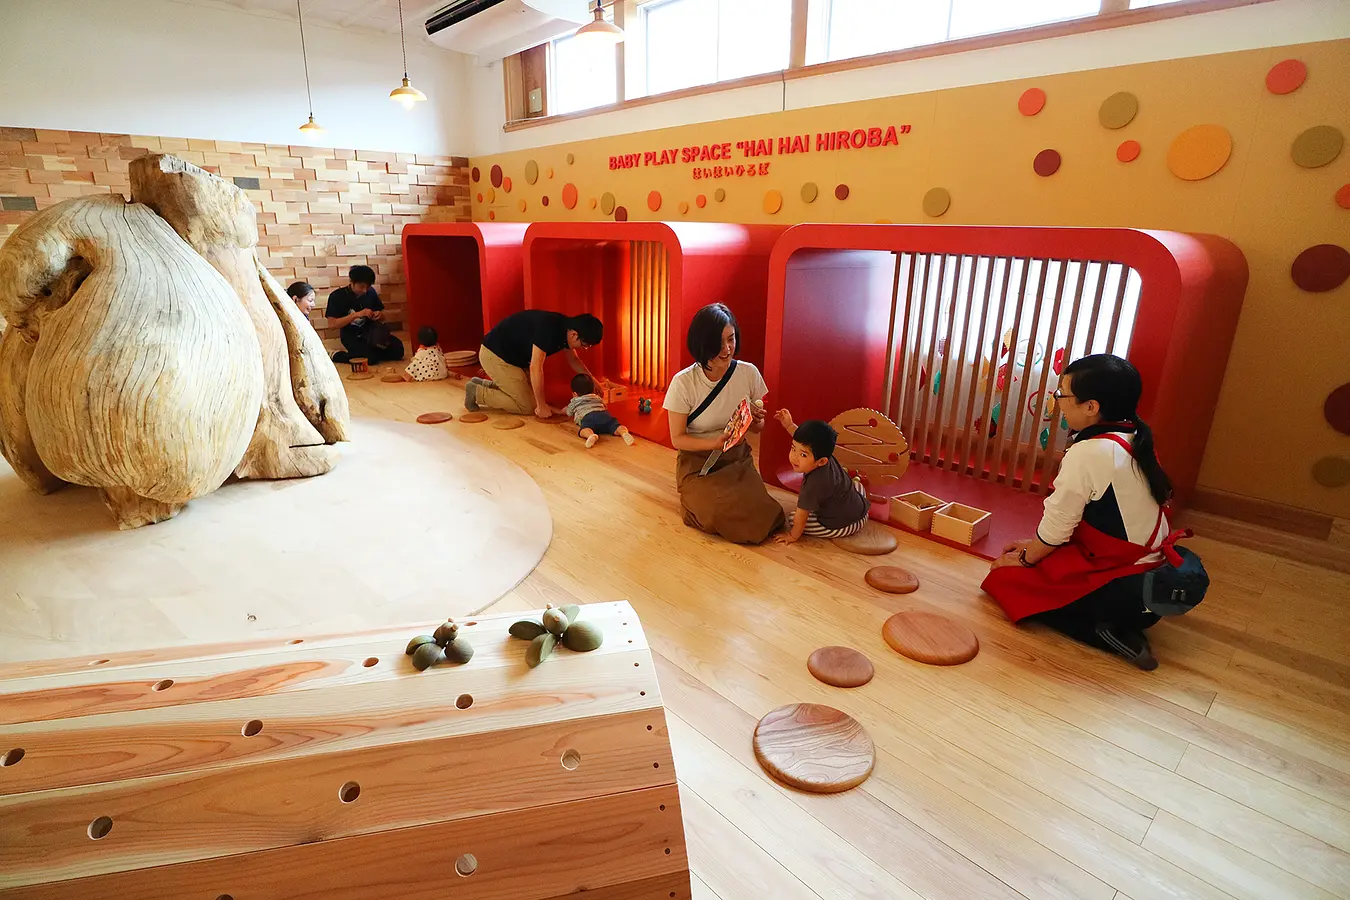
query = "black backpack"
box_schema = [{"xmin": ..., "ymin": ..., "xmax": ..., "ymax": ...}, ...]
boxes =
[{"xmin": 1141, "ymin": 543, "xmax": 1209, "ymax": 616}]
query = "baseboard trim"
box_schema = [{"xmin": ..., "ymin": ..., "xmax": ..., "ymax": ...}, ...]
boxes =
[
  {"xmin": 1188, "ymin": 487, "xmax": 1336, "ymax": 541},
  {"xmin": 1175, "ymin": 508, "xmax": 1350, "ymax": 575}
]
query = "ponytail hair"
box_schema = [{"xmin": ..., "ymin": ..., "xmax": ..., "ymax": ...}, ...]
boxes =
[{"xmin": 1062, "ymin": 353, "xmax": 1172, "ymax": 506}]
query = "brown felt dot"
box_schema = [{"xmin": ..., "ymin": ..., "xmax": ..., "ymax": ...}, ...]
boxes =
[
  {"xmin": 1117, "ymin": 140, "xmax": 1141, "ymax": 163},
  {"xmin": 615, "ymin": 205, "xmax": 628, "ymax": 221},
  {"xmin": 1098, "ymin": 92, "xmax": 1138, "ymax": 130},
  {"xmin": 1325, "ymin": 383, "xmax": 1350, "ymax": 436},
  {"xmin": 489, "ymin": 164, "xmax": 502, "ymax": 188},
  {"xmin": 1311, "ymin": 456, "xmax": 1350, "ymax": 488},
  {"xmin": 562, "ymin": 183, "xmax": 578, "ymax": 209},
  {"xmin": 1266, "ymin": 58, "xmax": 1307, "ymax": 94},
  {"xmin": 524, "ymin": 160, "xmax": 539, "ymax": 184},
  {"xmin": 471, "ymin": 166, "xmax": 480, "ymax": 183},
  {"xmin": 1292, "ymin": 125, "xmax": 1344, "ymax": 169},
  {"xmin": 922, "ymin": 187, "xmax": 951, "ymax": 217},
  {"xmin": 714, "ymin": 188, "xmax": 726, "ymax": 202},
  {"xmin": 1291, "ymin": 244, "xmax": 1350, "ymax": 292},
  {"xmin": 1033, "ymin": 149, "xmax": 1061, "ymax": 177},
  {"xmin": 566, "ymin": 152, "xmax": 575, "ymax": 165},
  {"xmin": 800, "ymin": 182, "xmax": 819, "ymax": 203},
  {"xmin": 1167, "ymin": 125, "xmax": 1231, "ymax": 181},
  {"xmin": 762, "ymin": 189, "xmax": 783, "ymax": 214},
  {"xmin": 834, "ymin": 183, "xmax": 849, "ymax": 200},
  {"xmin": 1017, "ymin": 87, "xmax": 1046, "ymax": 116},
  {"xmin": 601, "ymin": 192, "xmax": 615, "ymax": 214},
  {"xmin": 648, "ymin": 190, "xmax": 662, "ymax": 212}
]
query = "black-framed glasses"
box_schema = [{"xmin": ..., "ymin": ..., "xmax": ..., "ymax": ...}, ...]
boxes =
[{"xmin": 1052, "ymin": 390, "xmax": 1076, "ymax": 402}]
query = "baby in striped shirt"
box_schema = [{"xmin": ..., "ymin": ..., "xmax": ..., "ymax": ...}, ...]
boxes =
[{"xmin": 565, "ymin": 374, "xmax": 635, "ymax": 449}]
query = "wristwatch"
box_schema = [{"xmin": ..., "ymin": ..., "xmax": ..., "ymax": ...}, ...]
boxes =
[{"xmin": 1018, "ymin": 549, "xmax": 1037, "ymax": 567}]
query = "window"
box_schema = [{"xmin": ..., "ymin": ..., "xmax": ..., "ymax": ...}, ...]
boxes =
[
  {"xmin": 550, "ymin": 32, "xmax": 618, "ymax": 115},
  {"xmin": 641, "ymin": 0, "xmax": 792, "ymax": 96},
  {"xmin": 818, "ymin": 0, "xmax": 1101, "ymax": 63}
]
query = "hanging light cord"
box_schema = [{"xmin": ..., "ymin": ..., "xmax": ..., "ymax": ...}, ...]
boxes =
[
  {"xmin": 398, "ymin": 0, "xmax": 409, "ymax": 79},
  {"xmin": 297, "ymin": 0, "xmax": 315, "ymax": 116}
]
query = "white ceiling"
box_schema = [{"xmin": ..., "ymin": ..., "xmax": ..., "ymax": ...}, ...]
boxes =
[{"xmin": 175, "ymin": 0, "xmax": 451, "ymax": 39}]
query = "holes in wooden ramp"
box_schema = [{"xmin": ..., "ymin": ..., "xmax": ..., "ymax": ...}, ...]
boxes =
[
  {"xmin": 286, "ymin": 639, "xmax": 304, "ymax": 645},
  {"xmin": 456, "ymin": 853, "xmax": 478, "ymax": 876},
  {"xmin": 241, "ymin": 720, "xmax": 263, "ymax": 737},
  {"xmin": 456, "ymin": 694, "xmax": 473, "ymax": 710},
  {"xmin": 561, "ymin": 749, "xmax": 582, "ymax": 770},
  {"xmin": 151, "ymin": 679, "xmax": 173, "ymax": 692},
  {"xmin": 339, "ymin": 781, "xmax": 361, "ymax": 803},
  {"xmin": 2, "ymin": 748, "xmax": 25, "ymax": 766},
  {"xmin": 216, "ymin": 895, "xmax": 234, "ymax": 900},
  {"xmin": 362, "ymin": 657, "xmax": 378, "ymax": 668},
  {"xmin": 88, "ymin": 816, "xmax": 113, "ymax": 840},
  {"xmin": 88, "ymin": 658, "xmax": 109, "ymax": 666}
]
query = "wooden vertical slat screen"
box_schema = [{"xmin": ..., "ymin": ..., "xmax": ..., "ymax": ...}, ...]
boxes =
[{"xmin": 626, "ymin": 241, "xmax": 669, "ymax": 392}]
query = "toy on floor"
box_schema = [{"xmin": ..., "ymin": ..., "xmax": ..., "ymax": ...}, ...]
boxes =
[
  {"xmin": 889, "ymin": 490, "xmax": 945, "ymax": 531},
  {"xmin": 806, "ymin": 646, "xmax": 875, "ymax": 687},
  {"xmin": 596, "ymin": 378, "xmax": 629, "ymax": 405},
  {"xmin": 864, "ymin": 565, "xmax": 920, "ymax": 594},
  {"xmin": 931, "ymin": 502, "xmax": 992, "ymax": 546},
  {"xmin": 828, "ymin": 408, "xmax": 910, "ymax": 493},
  {"xmin": 510, "ymin": 603, "xmax": 604, "ymax": 667},
  {"xmin": 416, "ymin": 411, "xmax": 454, "ymax": 424},
  {"xmin": 406, "ymin": 618, "xmax": 475, "ymax": 669},
  {"xmin": 638, "ymin": 397, "xmax": 653, "ymax": 414},
  {"xmin": 882, "ymin": 610, "xmax": 979, "ymax": 665},
  {"xmin": 753, "ymin": 703, "xmax": 876, "ymax": 793},
  {"xmin": 350, "ymin": 357, "xmax": 369, "ymax": 374}
]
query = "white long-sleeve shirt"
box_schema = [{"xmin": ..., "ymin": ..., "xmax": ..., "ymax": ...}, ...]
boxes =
[{"xmin": 1039, "ymin": 431, "xmax": 1167, "ymax": 565}]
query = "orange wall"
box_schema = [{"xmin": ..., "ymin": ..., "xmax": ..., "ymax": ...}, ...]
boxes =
[{"xmin": 470, "ymin": 39, "xmax": 1350, "ymax": 519}]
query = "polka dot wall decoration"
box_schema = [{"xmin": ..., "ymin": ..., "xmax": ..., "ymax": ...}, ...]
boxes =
[
  {"xmin": 490, "ymin": 165, "xmax": 503, "ymax": 188},
  {"xmin": 488, "ymin": 210, "xmax": 496, "ymax": 220},
  {"xmin": 1117, "ymin": 140, "xmax": 1141, "ymax": 163},
  {"xmin": 922, "ymin": 187, "xmax": 951, "ymax": 217},
  {"xmin": 1325, "ymin": 382, "xmax": 1350, "ymax": 436},
  {"xmin": 517, "ymin": 199, "xmax": 526, "ymax": 212},
  {"xmin": 714, "ymin": 188, "xmax": 726, "ymax": 202},
  {"xmin": 471, "ymin": 167, "xmax": 480, "ymax": 182},
  {"xmin": 1167, "ymin": 125, "xmax": 1231, "ymax": 181},
  {"xmin": 601, "ymin": 192, "xmax": 615, "ymax": 215},
  {"xmin": 546, "ymin": 167, "xmax": 554, "ymax": 179},
  {"xmin": 476, "ymin": 192, "xmax": 483, "ymax": 203},
  {"xmin": 678, "ymin": 200, "xmax": 689, "ymax": 214},
  {"xmin": 541, "ymin": 195, "xmax": 549, "ymax": 207},
  {"xmin": 614, "ymin": 206, "xmax": 628, "ymax": 222},
  {"xmin": 1291, "ymin": 125, "xmax": 1343, "ymax": 169},
  {"xmin": 800, "ymin": 182, "xmax": 818, "ymax": 203},
  {"xmin": 1291, "ymin": 244, "xmax": 1350, "ymax": 292},
  {"xmin": 589, "ymin": 198, "xmax": 597, "ymax": 209},
  {"xmin": 566, "ymin": 153, "xmax": 575, "ymax": 165},
  {"xmin": 486, "ymin": 187, "xmax": 496, "ymax": 203},
  {"xmin": 1337, "ymin": 184, "xmax": 1350, "ymax": 210},
  {"xmin": 1311, "ymin": 456, "xmax": 1350, "ymax": 488},
  {"xmin": 524, "ymin": 160, "xmax": 539, "ymax": 184},
  {"xmin": 763, "ymin": 189, "xmax": 783, "ymax": 214},
  {"xmin": 1098, "ymin": 92, "xmax": 1138, "ymax": 130},
  {"xmin": 647, "ymin": 190, "xmax": 662, "ymax": 212},
  {"xmin": 696, "ymin": 194, "xmax": 707, "ymax": 208},
  {"xmin": 1265, "ymin": 58, "xmax": 1307, "ymax": 94},
  {"xmin": 834, "ymin": 184, "xmax": 849, "ymax": 200},
  {"xmin": 1018, "ymin": 88, "xmax": 1046, "ymax": 116},
  {"xmin": 1033, "ymin": 149, "xmax": 1062, "ymax": 177},
  {"xmin": 502, "ymin": 176, "xmax": 512, "ymax": 193},
  {"xmin": 562, "ymin": 183, "xmax": 578, "ymax": 209}
]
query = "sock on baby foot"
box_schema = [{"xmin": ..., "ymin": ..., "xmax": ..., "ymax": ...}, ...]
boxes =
[
  {"xmin": 619, "ymin": 429, "xmax": 634, "ymax": 446},
  {"xmin": 585, "ymin": 433, "xmax": 599, "ymax": 449}
]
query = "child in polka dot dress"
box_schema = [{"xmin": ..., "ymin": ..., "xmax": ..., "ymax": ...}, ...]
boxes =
[{"xmin": 402, "ymin": 326, "xmax": 449, "ymax": 382}]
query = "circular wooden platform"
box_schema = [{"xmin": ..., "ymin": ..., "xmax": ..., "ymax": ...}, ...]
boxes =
[
  {"xmin": 0, "ymin": 420, "xmax": 553, "ymax": 663},
  {"xmin": 459, "ymin": 412, "xmax": 489, "ymax": 424},
  {"xmin": 882, "ymin": 611, "xmax": 979, "ymax": 666},
  {"xmin": 753, "ymin": 703, "xmax": 876, "ymax": 793},
  {"xmin": 833, "ymin": 521, "xmax": 899, "ymax": 556},
  {"xmin": 492, "ymin": 417, "xmax": 525, "ymax": 430},
  {"xmin": 864, "ymin": 565, "xmax": 920, "ymax": 594},
  {"xmin": 381, "ymin": 374, "xmax": 406, "ymax": 384},
  {"xmin": 807, "ymin": 646, "xmax": 874, "ymax": 687},
  {"xmin": 416, "ymin": 412, "xmax": 454, "ymax": 424}
]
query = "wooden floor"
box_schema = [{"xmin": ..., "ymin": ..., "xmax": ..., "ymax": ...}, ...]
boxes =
[{"xmin": 18, "ymin": 370, "xmax": 1350, "ymax": 900}]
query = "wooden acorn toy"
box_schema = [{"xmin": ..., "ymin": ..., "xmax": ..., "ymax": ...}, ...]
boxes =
[
  {"xmin": 405, "ymin": 618, "xmax": 475, "ymax": 671},
  {"xmin": 509, "ymin": 604, "xmax": 604, "ymax": 667}
]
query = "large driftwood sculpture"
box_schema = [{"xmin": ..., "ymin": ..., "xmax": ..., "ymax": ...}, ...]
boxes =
[{"xmin": 0, "ymin": 155, "xmax": 350, "ymax": 528}]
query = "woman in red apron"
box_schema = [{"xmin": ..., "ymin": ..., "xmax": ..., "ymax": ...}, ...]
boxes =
[{"xmin": 983, "ymin": 354, "xmax": 1184, "ymax": 670}]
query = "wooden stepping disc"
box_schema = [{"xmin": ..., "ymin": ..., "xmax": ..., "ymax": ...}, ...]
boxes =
[
  {"xmin": 864, "ymin": 565, "xmax": 920, "ymax": 594},
  {"xmin": 882, "ymin": 610, "xmax": 979, "ymax": 666},
  {"xmin": 347, "ymin": 372, "xmax": 374, "ymax": 381},
  {"xmin": 458, "ymin": 412, "xmax": 489, "ymax": 423},
  {"xmin": 753, "ymin": 703, "xmax": 875, "ymax": 793},
  {"xmin": 492, "ymin": 417, "xmax": 525, "ymax": 430},
  {"xmin": 381, "ymin": 374, "xmax": 405, "ymax": 383},
  {"xmin": 833, "ymin": 521, "xmax": 898, "ymax": 556},
  {"xmin": 807, "ymin": 647, "xmax": 874, "ymax": 688},
  {"xmin": 415, "ymin": 412, "xmax": 454, "ymax": 425}
]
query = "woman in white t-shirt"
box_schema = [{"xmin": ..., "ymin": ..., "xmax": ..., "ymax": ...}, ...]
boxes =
[{"xmin": 663, "ymin": 303, "xmax": 786, "ymax": 543}]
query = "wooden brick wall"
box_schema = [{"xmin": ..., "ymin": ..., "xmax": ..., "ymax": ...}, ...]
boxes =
[{"xmin": 0, "ymin": 127, "xmax": 470, "ymax": 344}]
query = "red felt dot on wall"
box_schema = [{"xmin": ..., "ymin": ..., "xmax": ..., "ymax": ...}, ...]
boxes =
[
  {"xmin": 1018, "ymin": 88, "xmax": 1046, "ymax": 116},
  {"xmin": 1325, "ymin": 383, "xmax": 1350, "ymax": 435},
  {"xmin": 1338, "ymin": 184, "xmax": 1350, "ymax": 210},
  {"xmin": 1116, "ymin": 140, "xmax": 1141, "ymax": 163},
  {"xmin": 835, "ymin": 184, "xmax": 850, "ymax": 201},
  {"xmin": 695, "ymin": 194, "xmax": 707, "ymax": 208},
  {"xmin": 614, "ymin": 206, "xmax": 628, "ymax": 222},
  {"xmin": 471, "ymin": 167, "xmax": 480, "ymax": 183},
  {"xmin": 1265, "ymin": 58, "xmax": 1307, "ymax": 95},
  {"xmin": 1033, "ymin": 149, "xmax": 1062, "ymax": 176},
  {"xmin": 561, "ymin": 183, "xmax": 578, "ymax": 210},
  {"xmin": 541, "ymin": 195, "xmax": 549, "ymax": 207},
  {"xmin": 1292, "ymin": 244, "xmax": 1350, "ymax": 292},
  {"xmin": 489, "ymin": 165, "xmax": 503, "ymax": 188},
  {"xmin": 648, "ymin": 190, "xmax": 662, "ymax": 212}
]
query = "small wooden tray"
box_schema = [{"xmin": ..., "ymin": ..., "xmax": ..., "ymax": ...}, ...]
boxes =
[
  {"xmin": 931, "ymin": 502, "xmax": 992, "ymax": 546},
  {"xmin": 889, "ymin": 491, "xmax": 945, "ymax": 531}
]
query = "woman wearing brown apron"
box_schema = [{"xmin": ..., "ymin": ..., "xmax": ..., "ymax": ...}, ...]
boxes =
[{"xmin": 663, "ymin": 303, "xmax": 786, "ymax": 543}]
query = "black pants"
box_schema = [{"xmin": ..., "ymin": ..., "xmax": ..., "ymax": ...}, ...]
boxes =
[
  {"xmin": 1032, "ymin": 573, "xmax": 1159, "ymax": 650},
  {"xmin": 340, "ymin": 331, "xmax": 405, "ymax": 363}
]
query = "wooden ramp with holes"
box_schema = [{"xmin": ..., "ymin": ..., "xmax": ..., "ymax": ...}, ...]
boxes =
[{"xmin": 0, "ymin": 602, "xmax": 691, "ymax": 900}]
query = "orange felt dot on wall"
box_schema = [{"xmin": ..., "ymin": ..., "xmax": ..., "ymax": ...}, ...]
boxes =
[
  {"xmin": 1167, "ymin": 124, "xmax": 1232, "ymax": 181},
  {"xmin": 763, "ymin": 189, "xmax": 783, "ymax": 214},
  {"xmin": 1018, "ymin": 87, "xmax": 1046, "ymax": 116},
  {"xmin": 678, "ymin": 200, "xmax": 689, "ymax": 214},
  {"xmin": 614, "ymin": 205, "xmax": 628, "ymax": 222},
  {"xmin": 488, "ymin": 210, "xmax": 495, "ymax": 220},
  {"xmin": 503, "ymin": 176, "xmax": 513, "ymax": 193},
  {"xmin": 1337, "ymin": 184, "xmax": 1350, "ymax": 210},
  {"xmin": 696, "ymin": 194, "xmax": 707, "ymax": 208},
  {"xmin": 1265, "ymin": 58, "xmax": 1307, "ymax": 94},
  {"xmin": 476, "ymin": 192, "xmax": 483, "ymax": 203},
  {"xmin": 1033, "ymin": 149, "xmax": 1061, "ymax": 176},
  {"xmin": 1117, "ymin": 140, "xmax": 1141, "ymax": 163},
  {"xmin": 562, "ymin": 183, "xmax": 578, "ymax": 209},
  {"xmin": 647, "ymin": 190, "xmax": 662, "ymax": 212},
  {"xmin": 834, "ymin": 184, "xmax": 850, "ymax": 201},
  {"xmin": 489, "ymin": 165, "xmax": 502, "ymax": 188}
]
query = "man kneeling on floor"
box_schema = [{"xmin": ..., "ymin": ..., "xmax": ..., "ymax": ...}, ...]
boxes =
[{"xmin": 466, "ymin": 310, "xmax": 603, "ymax": 420}]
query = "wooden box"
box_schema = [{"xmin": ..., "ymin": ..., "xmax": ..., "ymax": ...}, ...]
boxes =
[
  {"xmin": 931, "ymin": 502, "xmax": 993, "ymax": 546},
  {"xmin": 599, "ymin": 380, "xmax": 628, "ymax": 404},
  {"xmin": 0, "ymin": 602, "xmax": 691, "ymax": 900},
  {"xmin": 889, "ymin": 491, "xmax": 946, "ymax": 532}
]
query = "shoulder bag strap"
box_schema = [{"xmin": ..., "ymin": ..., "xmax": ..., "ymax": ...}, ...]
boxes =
[{"xmin": 687, "ymin": 359, "xmax": 738, "ymax": 426}]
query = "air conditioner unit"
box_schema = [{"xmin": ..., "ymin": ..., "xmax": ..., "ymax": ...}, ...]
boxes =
[{"xmin": 425, "ymin": 0, "xmax": 593, "ymax": 64}]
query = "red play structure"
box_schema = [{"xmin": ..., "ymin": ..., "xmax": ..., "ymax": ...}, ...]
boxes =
[
  {"xmin": 523, "ymin": 221, "xmax": 786, "ymax": 443},
  {"xmin": 402, "ymin": 222, "xmax": 528, "ymax": 356},
  {"xmin": 762, "ymin": 224, "xmax": 1248, "ymax": 558}
]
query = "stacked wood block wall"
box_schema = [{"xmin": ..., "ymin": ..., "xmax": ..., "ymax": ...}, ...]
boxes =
[
  {"xmin": 0, "ymin": 601, "xmax": 691, "ymax": 900},
  {"xmin": 0, "ymin": 127, "xmax": 470, "ymax": 344}
]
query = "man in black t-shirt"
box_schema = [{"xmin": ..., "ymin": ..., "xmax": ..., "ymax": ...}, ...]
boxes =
[
  {"xmin": 468, "ymin": 310, "xmax": 603, "ymax": 418},
  {"xmin": 325, "ymin": 265, "xmax": 405, "ymax": 364}
]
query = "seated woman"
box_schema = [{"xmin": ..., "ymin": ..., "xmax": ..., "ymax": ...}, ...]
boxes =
[
  {"xmin": 663, "ymin": 303, "xmax": 786, "ymax": 544},
  {"xmin": 286, "ymin": 281, "xmax": 316, "ymax": 318},
  {"xmin": 983, "ymin": 354, "xmax": 1184, "ymax": 670}
]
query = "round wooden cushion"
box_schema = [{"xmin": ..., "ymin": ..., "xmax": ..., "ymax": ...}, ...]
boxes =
[
  {"xmin": 458, "ymin": 412, "xmax": 489, "ymax": 424},
  {"xmin": 381, "ymin": 374, "xmax": 405, "ymax": 383},
  {"xmin": 753, "ymin": 703, "xmax": 875, "ymax": 793},
  {"xmin": 415, "ymin": 412, "xmax": 454, "ymax": 425},
  {"xmin": 807, "ymin": 647, "xmax": 874, "ymax": 688},
  {"xmin": 833, "ymin": 521, "xmax": 898, "ymax": 556},
  {"xmin": 492, "ymin": 417, "xmax": 525, "ymax": 430},
  {"xmin": 864, "ymin": 565, "xmax": 919, "ymax": 594},
  {"xmin": 347, "ymin": 372, "xmax": 374, "ymax": 382},
  {"xmin": 882, "ymin": 611, "xmax": 979, "ymax": 666}
]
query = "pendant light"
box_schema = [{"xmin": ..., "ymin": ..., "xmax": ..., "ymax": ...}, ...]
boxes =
[
  {"xmin": 389, "ymin": 0, "xmax": 427, "ymax": 109},
  {"xmin": 296, "ymin": 0, "xmax": 324, "ymax": 134},
  {"xmin": 574, "ymin": 0, "xmax": 624, "ymax": 44}
]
